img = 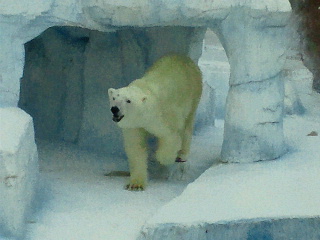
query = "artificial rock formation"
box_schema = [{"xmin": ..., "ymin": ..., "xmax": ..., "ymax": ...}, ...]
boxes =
[
  {"xmin": 2, "ymin": 1, "xmax": 291, "ymax": 159},
  {"xmin": 0, "ymin": 108, "xmax": 38, "ymax": 239},
  {"xmin": 0, "ymin": 1, "xmax": 291, "ymax": 237},
  {"xmin": 216, "ymin": 8, "xmax": 289, "ymax": 162},
  {"xmin": 290, "ymin": 0, "xmax": 320, "ymax": 93}
]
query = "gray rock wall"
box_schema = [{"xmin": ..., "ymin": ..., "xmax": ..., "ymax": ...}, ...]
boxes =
[{"xmin": 20, "ymin": 27, "xmax": 88, "ymax": 142}]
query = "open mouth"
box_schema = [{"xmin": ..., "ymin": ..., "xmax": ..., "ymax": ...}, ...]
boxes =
[{"xmin": 112, "ymin": 115, "xmax": 124, "ymax": 122}]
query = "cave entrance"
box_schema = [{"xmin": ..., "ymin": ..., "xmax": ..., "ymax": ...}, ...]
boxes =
[
  {"xmin": 196, "ymin": 29, "xmax": 230, "ymax": 131},
  {"xmin": 18, "ymin": 25, "xmax": 207, "ymax": 172}
]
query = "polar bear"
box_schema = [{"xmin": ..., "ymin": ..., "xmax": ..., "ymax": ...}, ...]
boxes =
[{"xmin": 108, "ymin": 55, "xmax": 202, "ymax": 190}]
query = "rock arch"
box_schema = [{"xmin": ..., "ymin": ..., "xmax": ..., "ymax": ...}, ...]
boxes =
[{"xmin": 0, "ymin": 1, "xmax": 291, "ymax": 237}]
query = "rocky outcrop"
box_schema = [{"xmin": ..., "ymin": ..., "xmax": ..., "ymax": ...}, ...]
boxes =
[
  {"xmin": 0, "ymin": 108, "xmax": 38, "ymax": 239},
  {"xmin": 289, "ymin": 0, "xmax": 320, "ymax": 93},
  {"xmin": 3, "ymin": 1, "xmax": 290, "ymax": 163}
]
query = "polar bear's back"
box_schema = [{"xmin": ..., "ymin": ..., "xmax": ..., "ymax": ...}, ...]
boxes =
[{"xmin": 133, "ymin": 55, "xmax": 202, "ymax": 108}]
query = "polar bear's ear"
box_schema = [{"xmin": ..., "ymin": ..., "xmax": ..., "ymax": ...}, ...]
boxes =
[
  {"xmin": 108, "ymin": 88, "xmax": 115, "ymax": 96},
  {"xmin": 141, "ymin": 90, "xmax": 151, "ymax": 103}
]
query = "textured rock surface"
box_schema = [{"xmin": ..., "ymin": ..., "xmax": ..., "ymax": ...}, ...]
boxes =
[
  {"xmin": 9, "ymin": 1, "xmax": 290, "ymax": 162},
  {"xmin": 139, "ymin": 218, "xmax": 320, "ymax": 240},
  {"xmin": 221, "ymin": 76, "xmax": 286, "ymax": 162},
  {"xmin": 0, "ymin": 108, "xmax": 38, "ymax": 238},
  {"xmin": 1, "ymin": 0, "xmax": 291, "ymax": 107},
  {"xmin": 289, "ymin": 0, "xmax": 320, "ymax": 93},
  {"xmin": 215, "ymin": 8, "xmax": 289, "ymax": 162}
]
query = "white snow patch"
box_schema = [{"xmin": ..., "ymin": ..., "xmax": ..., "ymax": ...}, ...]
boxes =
[
  {"xmin": 147, "ymin": 133, "xmax": 320, "ymax": 225},
  {"xmin": 24, "ymin": 121, "xmax": 224, "ymax": 240}
]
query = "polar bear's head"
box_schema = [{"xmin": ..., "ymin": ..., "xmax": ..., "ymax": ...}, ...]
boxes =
[{"xmin": 108, "ymin": 86, "xmax": 148, "ymax": 128}]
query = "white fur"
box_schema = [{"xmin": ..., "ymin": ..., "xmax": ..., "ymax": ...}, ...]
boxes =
[{"xmin": 108, "ymin": 55, "xmax": 202, "ymax": 190}]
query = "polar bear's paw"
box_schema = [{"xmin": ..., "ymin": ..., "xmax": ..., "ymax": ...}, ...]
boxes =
[
  {"xmin": 125, "ymin": 177, "xmax": 146, "ymax": 191},
  {"xmin": 125, "ymin": 183, "xmax": 145, "ymax": 191}
]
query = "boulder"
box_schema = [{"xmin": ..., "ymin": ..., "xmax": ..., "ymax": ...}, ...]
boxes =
[{"xmin": 0, "ymin": 108, "xmax": 38, "ymax": 238}]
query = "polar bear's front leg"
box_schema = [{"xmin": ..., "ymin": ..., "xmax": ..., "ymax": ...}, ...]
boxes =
[
  {"xmin": 156, "ymin": 133, "xmax": 182, "ymax": 166},
  {"xmin": 122, "ymin": 128, "xmax": 148, "ymax": 190}
]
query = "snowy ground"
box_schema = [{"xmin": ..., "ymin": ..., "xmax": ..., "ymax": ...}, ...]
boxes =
[
  {"xmin": 24, "ymin": 122, "xmax": 223, "ymax": 240},
  {"xmin": 0, "ymin": 114, "xmax": 223, "ymax": 240}
]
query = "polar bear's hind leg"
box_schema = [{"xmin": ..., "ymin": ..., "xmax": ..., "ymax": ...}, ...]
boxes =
[
  {"xmin": 156, "ymin": 133, "xmax": 182, "ymax": 166},
  {"xmin": 178, "ymin": 108, "xmax": 197, "ymax": 161}
]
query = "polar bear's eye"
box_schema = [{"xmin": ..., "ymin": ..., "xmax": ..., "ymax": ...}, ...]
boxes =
[
  {"xmin": 126, "ymin": 100, "xmax": 131, "ymax": 103},
  {"xmin": 113, "ymin": 97, "xmax": 115, "ymax": 101}
]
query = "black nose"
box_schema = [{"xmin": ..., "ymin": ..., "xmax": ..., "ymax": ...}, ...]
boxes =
[{"xmin": 111, "ymin": 106, "xmax": 120, "ymax": 115}]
